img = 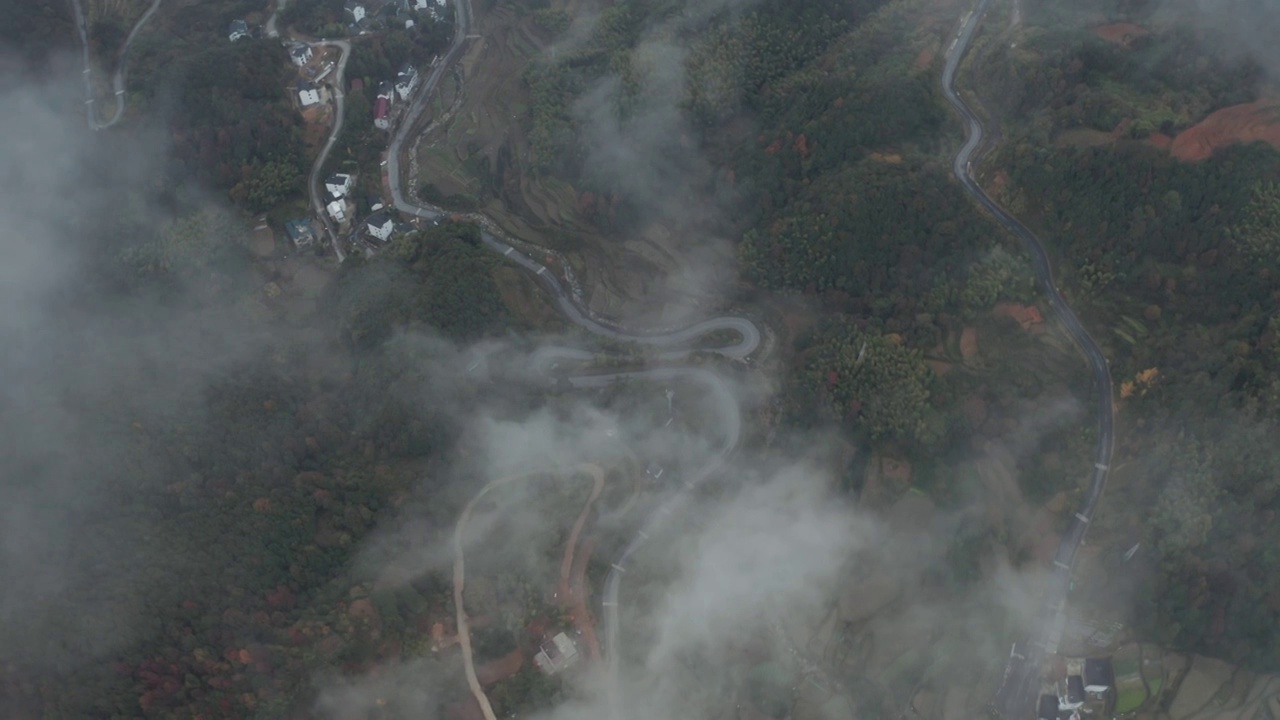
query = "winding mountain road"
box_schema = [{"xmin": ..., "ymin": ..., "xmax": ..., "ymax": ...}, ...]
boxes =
[
  {"xmin": 69, "ymin": 0, "xmax": 163, "ymax": 130},
  {"xmin": 382, "ymin": 1, "xmax": 760, "ymax": 714},
  {"xmin": 941, "ymin": 1, "xmax": 1116, "ymax": 717}
]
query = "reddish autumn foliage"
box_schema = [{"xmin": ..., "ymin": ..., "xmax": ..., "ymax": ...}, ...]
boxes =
[{"xmin": 794, "ymin": 133, "xmax": 811, "ymax": 157}]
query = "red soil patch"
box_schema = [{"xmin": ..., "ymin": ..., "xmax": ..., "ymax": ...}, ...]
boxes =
[
  {"xmin": 431, "ymin": 622, "xmax": 460, "ymax": 652},
  {"xmin": 568, "ymin": 535, "xmax": 602, "ymax": 662},
  {"xmin": 986, "ymin": 170, "xmax": 1009, "ymax": 200},
  {"xmin": 882, "ymin": 457, "xmax": 913, "ymax": 485},
  {"xmin": 1170, "ymin": 100, "xmax": 1280, "ymax": 161},
  {"xmin": 962, "ymin": 396, "xmax": 988, "ymax": 428},
  {"xmin": 993, "ymin": 303, "xmax": 1046, "ymax": 333},
  {"xmin": 914, "ymin": 46, "xmax": 937, "ymax": 71},
  {"xmin": 476, "ymin": 649, "xmax": 523, "ymax": 686},
  {"xmin": 1148, "ymin": 132, "xmax": 1173, "ymax": 150},
  {"xmin": 926, "ymin": 359, "xmax": 953, "ymax": 376},
  {"xmin": 447, "ymin": 698, "xmax": 486, "ymax": 720},
  {"xmin": 1091, "ymin": 22, "xmax": 1150, "ymax": 47},
  {"xmin": 960, "ymin": 326, "xmax": 978, "ymax": 361}
]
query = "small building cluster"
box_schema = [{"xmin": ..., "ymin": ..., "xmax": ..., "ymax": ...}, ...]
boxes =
[
  {"xmin": 1038, "ymin": 658, "xmax": 1115, "ymax": 720},
  {"xmin": 369, "ymin": 64, "xmax": 416, "ymax": 131},
  {"xmin": 395, "ymin": 64, "xmax": 419, "ymax": 101},
  {"xmin": 325, "ymin": 172, "xmax": 354, "ymax": 223},
  {"xmin": 343, "ymin": 0, "xmax": 449, "ymax": 35}
]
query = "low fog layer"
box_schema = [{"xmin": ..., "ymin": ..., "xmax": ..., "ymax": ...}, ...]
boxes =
[{"xmin": 0, "ymin": 64, "xmax": 286, "ymax": 667}]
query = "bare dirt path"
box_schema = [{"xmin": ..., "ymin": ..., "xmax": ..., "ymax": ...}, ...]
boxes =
[
  {"xmin": 569, "ymin": 533, "xmax": 602, "ymax": 662},
  {"xmin": 557, "ymin": 464, "xmax": 604, "ymax": 601},
  {"xmin": 453, "ymin": 464, "xmax": 606, "ymax": 720}
]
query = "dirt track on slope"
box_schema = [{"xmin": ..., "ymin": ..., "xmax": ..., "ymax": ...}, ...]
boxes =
[{"xmin": 454, "ymin": 464, "xmax": 607, "ymax": 719}]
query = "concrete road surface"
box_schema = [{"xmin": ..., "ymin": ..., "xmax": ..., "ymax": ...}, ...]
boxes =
[
  {"xmin": 941, "ymin": 2, "xmax": 1116, "ymax": 717},
  {"xmin": 69, "ymin": 0, "xmax": 163, "ymax": 130}
]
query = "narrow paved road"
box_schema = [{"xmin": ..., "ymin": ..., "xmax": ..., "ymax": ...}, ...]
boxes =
[
  {"xmin": 304, "ymin": 39, "xmax": 352, "ymax": 261},
  {"xmin": 941, "ymin": 2, "xmax": 1116, "ymax": 717},
  {"xmin": 265, "ymin": 0, "xmax": 289, "ymax": 38},
  {"xmin": 69, "ymin": 0, "xmax": 163, "ymax": 130}
]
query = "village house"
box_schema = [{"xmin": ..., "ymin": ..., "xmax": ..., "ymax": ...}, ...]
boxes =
[
  {"xmin": 368, "ymin": 195, "xmax": 385, "ymax": 212},
  {"xmin": 284, "ymin": 219, "xmax": 316, "ymax": 247},
  {"xmin": 325, "ymin": 173, "xmax": 354, "ymax": 199},
  {"xmin": 366, "ymin": 211, "xmax": 395, "ymax": 242},
  {"xmin": 289, "ymin": 43, "xmax": 313, "ymax": 67},
  {"xmin": 533, "ymin": 633, "xmax": 580, "ymax": 676},
  {"xmin": 297, "ymin": 79, "xmax": 320, "ymax": 107},
  {"xmin": 395, "ymin": 64, "xmax": 419, "ymax": 101},
  {"xmin": 1037, "ymin": 694, "xmax": 1059, "ymax": 720},
  {"xmin": 1083, "ymin": 658, "xmax": 1114, "ymax": 699},
  {"xmin": 228, "ymin": 19, "xmax": 249, "ymax": 42},
  {"xmin": 344, "ymin": 0, "xmax": 366, "ymax": 23},
  {"xmin": 326, "ymin": 199, "xmax": 347, "ymax": 223},
  {"xmin": 374, "ymin": 82, "xmax": 394, "ymax": 130},
  {"xmin": 1061, "ymin": 675, "xmax": 1086, "ymax": 710}
]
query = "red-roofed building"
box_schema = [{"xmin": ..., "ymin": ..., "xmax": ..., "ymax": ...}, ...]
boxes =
[{"xmin": 374, "ymin": 81, "xmax": 393, "ymax": 130}]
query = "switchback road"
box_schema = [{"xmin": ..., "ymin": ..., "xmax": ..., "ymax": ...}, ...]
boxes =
[
  {"xmin": 383, "ymin": 3, "xmax": 759, "ymax": 716},
  {"xmin": 383, "ymin": 0, "xmax": 761, "ymax": 355},
  {"xmin": 70, "ymin": 0, "xmax": 163, "ymax": 130},
  {"xmin": 941, "ymin": 1, "xmax": 1116, "ymax": 717}
]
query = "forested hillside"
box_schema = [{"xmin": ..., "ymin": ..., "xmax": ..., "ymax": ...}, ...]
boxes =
[
  {"xmin": 3, "ymin": 194, "xmax": 522, "ymax": 716},
  {"xmin": 974, "ymin": 0, "xmax": 1280, "ymax": 671}
]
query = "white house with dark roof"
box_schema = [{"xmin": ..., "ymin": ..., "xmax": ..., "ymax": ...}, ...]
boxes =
[
  {"xmin": 325, "ymin": 173, "xmax": 354, "ymax": 199},
  {"xmin": 229, "ymin": 19, "xmax": 249, "ymax": 42},
  {"xmin": 344, "ymin": 0, "xmax": 366, "ymax": 23},
  {"xmin": 297, "ymin": 80, "xmax": 320, "ymax": 107},
  {"xmin": 289, "ymin": 43, "xmax": 313, "ymax": 67},
  {"xmin": 326, "ymin": 200, "xmax": 347, "ymax": 223},
  {"xmin": 366, "ymin": 211, "xmax": 395, "ymax": 242},
  {"xmin": 395, "ymin": 64, "xmax": 419, "ymax": 101}
]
